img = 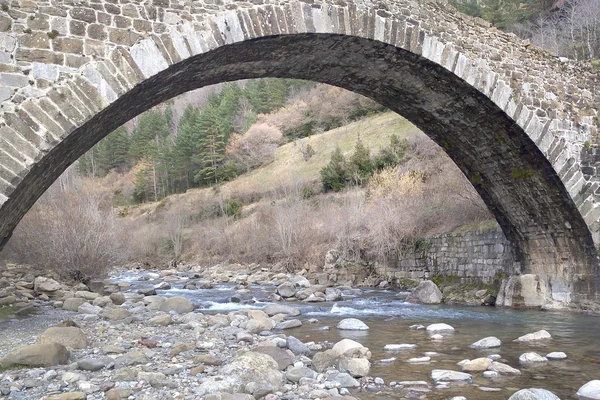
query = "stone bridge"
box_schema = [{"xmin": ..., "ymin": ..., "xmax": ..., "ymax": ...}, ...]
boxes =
[{"xmin": 0, "ymin": 0, "xmax": 599, "ymax": 305}]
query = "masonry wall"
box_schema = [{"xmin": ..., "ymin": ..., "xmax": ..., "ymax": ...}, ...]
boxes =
[{"xmin": 376, "ymin": 228, "xmax": 516, "ymax": 284}]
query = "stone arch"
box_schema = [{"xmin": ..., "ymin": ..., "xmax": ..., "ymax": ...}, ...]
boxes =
[{"xmin": 0, "ymin": 0, "xmax": 598, "ymax": 303}]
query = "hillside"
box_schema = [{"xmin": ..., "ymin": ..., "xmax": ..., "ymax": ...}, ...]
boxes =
[{"xmin": 127, "ymin": 112, "xmax": 418, "ymax": 218}]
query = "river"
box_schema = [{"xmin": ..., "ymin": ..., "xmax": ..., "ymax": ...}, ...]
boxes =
[{"xmin": 114, "ymin": 270, "xmax": 600, "ymax": 399}]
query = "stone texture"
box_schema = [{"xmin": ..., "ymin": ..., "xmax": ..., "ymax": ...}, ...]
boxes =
[
  {"xmin": 336, "ymin": 318, "xmax": 369, "ymax": 330},
  {"xmin": 158, "ymin": 296, "xmax": 194, "ymax": 314},
  {"xmin": 37, "ymin": 326, "xmax": 88, "ymax": 349},
  {"xmin": 470, "ymin": 336, "xmax": 501, "ymax": 349},
  {"xmin": 508, "ymin": 388, "xmax": 560, "ymax": 400},
  {"xmin": 406, "ymin": 280, "xmax": 442, "ymax": 304},
  {"xmin": 578, "ymin": 380, "xmax": 600, "ymax": 399},
  {"xmin": 0, "ymin": 343, "xmax": 69, "ymax": 367},
  {"xmin": 0, "ymin": 0, "xmax": 599, "ymax": 307}
]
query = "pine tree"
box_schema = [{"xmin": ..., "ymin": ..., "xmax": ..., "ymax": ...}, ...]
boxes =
[
  {"xmin": 320, "ymin": 147, "xmax": 348, "ymax": 192},
  {"xmin": 194, "ymin": 104, "xmax": 226, "ymax": 185},
  {"xmin": 172, "ymin": 105, "xmax": 202, "ymax": 190},
  {"xmin": 348, "ymin": 137, "xmax": 373, "ymax": 185},
  {"xmin": 95, "ymin": 127, "xmax": 130, "ymax": 176}
]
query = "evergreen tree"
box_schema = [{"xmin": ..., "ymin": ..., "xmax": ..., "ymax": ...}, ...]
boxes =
[
  {"xmin": 194, "ymin": 104, "xmax": 227, "ymax": 185},
  {"xmin": 320, "ymin": 147, "xmax": 348, "ymax": 192},
  {"xmin": 95, "ymin": 127, "xmax": 131, "ymax": 175},
  {"xmin": 216, "ymin": 83, "xmax": 243, "ymax": 137},
  {"xmin": 172, "ymin": 105, "xmax": 202, "ymax": 190},
  {"xmin": 348, "ymin": 137, "xmax": 373, "ymax": 185}
]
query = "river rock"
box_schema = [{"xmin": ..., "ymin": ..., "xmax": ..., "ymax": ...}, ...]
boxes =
[
  {"xmin": 514, "ymin": 330, "xmax": 552, "ymax": 342},
  {"xmin": 92, "ymin": 296, "xmax": 113, "ymax": 307},
  {"xmin": 384, "ymin": 344, "xmax": 417, "ymax": 351},
  {"xmin": 546, "ymin": 352, "xmax": 567, "ymax": 360},
  {"xmin": 63, "ymin": 298, "xmax": 87, "ymax": 312},
  {"xmin": 286, "ymin": 366, "xmax": 317, "ymax": 382},
  {"xmin": 519, "ymin": 352, "xmax": 547, "ymax": 364},
  {"xmin": 255, "ymin": 345, "xmax": 293, "ymax": 370},
  {"xmin": 339, "ymin": 357, "xmax": 370, "ymax": 377},
  {"xmin": 78, "ymin": 302, "xmax": 102, "ymax": 315},
  {"xmin": 105, "ymin": 308, "xmax": 132, "ymax": 321},
  {"xmin": 482, "ymin": 371, "xmax": 499, "ymax": 379},
  {"xmin": 159, "ymin": 296, "xmax": 194, "ymax": 314},
  {"xmin": 154, "ymin": 281, "xmax": 171, "ymax": 290},
  {"xmin": 461, "ymin": 357, "xmax": 491, "ymax": 372},
  {"xmin": 431, "ymin": 370, "xmax": 472, "ymax": 383},
  {"xmin": 508, "ymin": 388, "xmax": 560, "ymax": 400},
  {"xmin": 407, "ymin": 356, "xmax": 431, "ymax": 363},
  {"xmin": 75, "ymin": 290, "xmax": 100, "ymax": 301},
  {"xmin": 38, "ymin": 327, "xmax": 88, "ymax": 349},
  {"xmin": 488, "ymin": 361, "xmax": 521, "ymax": 375},
  {"xmin": 328, "ymin": 372, "xmax": 360, "ymax": 388},
  {"xmin": 426, "ymin": 323, "xmax": 455, "ymax": 333},
  {"xmin": 275, "ymin": 319, "xmax": 302, "ymax": 330},
  {"xmin": 197, "ymin": 351, "xmax": 283, "ymax": 397},
  {"xmin": 470, "ymin": 336, "xmax": 501, "ymax": 349},
  {"xmin": 577, "ymin": 380, "xmax": 600, "ymax": 399},
  {"xmin": 109, "ymin": 293, "xmax": 126, "ymax": 305},
  {"xmin": 333, "ymin": 339, "xmax": 371, "ymax": 358},
  {"xmin": 406, "ymin": 280, "xmax": 442, "ymax": 304},
  {"xmin": 263, "ymin": 304, "xmax": 301, "ymax": 316},
  {"xmin": 337, "ymin": 318, "xmax": 369, "ymax": 330},
  {"xmin": 148, "ymin": 314, "xmax": 172, "ymax": 326},
  {"xmin": 312, "ymin": 349, "xmax": 340, "ymax": 372},
  {"xmin": 287, "ymin": 336, "xmax": 311, "ymax": 356},
  {"xmin": 138, "ymin": 287, "xmax": 157, "ymax": 296},
  {"xmin": 277, "ymin": 282, "xmax": 297, "ymax": 298},
  {"xmin": 34, "ymin": 277, "xmax": 61, "ymax": 293},
  {"xmin": 0, "ymin": 343, "xmax": 69, "ymax": 367},
  {"xmin": 77, "ymin": 358, "xmax": 106, "ymax": 371},
  {"xmin": 496, "ymin": 274, "xmax": 549, "ymax": 308}
]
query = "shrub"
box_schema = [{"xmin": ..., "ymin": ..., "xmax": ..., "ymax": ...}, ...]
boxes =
[
  {"xmin": 3, "ymin": 169, "xmax": 128, "ymax": 281},
  {"xmin": 224, "ymin": 199, "xmax": 244, "ymax": 218}
]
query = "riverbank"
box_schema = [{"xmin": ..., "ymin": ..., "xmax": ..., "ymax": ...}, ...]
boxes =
[{"xmin": 1, "ymin": 264, "xmax": 600, "ymax": 399}]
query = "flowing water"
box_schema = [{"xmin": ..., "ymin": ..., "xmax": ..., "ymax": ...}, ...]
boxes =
[{"xmin": 114, "ymin": 271, "xmax": 600, "ymax": 399}]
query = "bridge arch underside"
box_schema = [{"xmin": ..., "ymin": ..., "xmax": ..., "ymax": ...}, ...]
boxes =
[{"xmin": 2, "ymin": 34, "xmax": 599, "ymax": 300}]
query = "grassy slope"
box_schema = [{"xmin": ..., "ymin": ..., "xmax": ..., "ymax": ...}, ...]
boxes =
[
  {"xmin": 131, "ymin": 112, "xmax": 420, "ymax": 216},
  {"xmin": 225, "ymin": 112, "xmax": 418, "ymax": 193}
]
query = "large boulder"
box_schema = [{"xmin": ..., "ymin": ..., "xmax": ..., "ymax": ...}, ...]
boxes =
[
  {"xmin": 578, "ymin": 380, "xmax": 600, "ymax": 399},
  {"xmin": 461, "ymin": 357, "xmax": 491, "ymax": 372},
  {"xmin": 406, "ymin": 280, "xmax": 442, "ymax": 304},
  {"xmin": 197, "ymin": 352, "xmax": 283, "ymax": 398},
  {"xmin": 62, "ymin": 298, "xmax": 87, "ymax": 312},
  {"xmin": 276, "ymin": 282, "xmax": 297, "ymax": 298},
  {"xmin": 431, "ymin": 369, "xmax": 472, "ymax": 383},
  {"xmin": 488, "ymin": 361, "xmax": 521, "ymax": 375},
  {"xmin": 312, "ymin": 349, "xmax": 340, "ymax": 373},
  {"xmin": 508, "ymin": 388, "xmax": 560, "ymax": 400},
  {"xmin": 519, "ymin": 352, "xmax": 547, "ymax": 364},
  {"xmin": 339, "ymin": 357, "xmax": 370, "ymax": 377},
  {"xmin": 496, "ymin": 274, "xmax": 549, "ymax": 308},
  {"xmin": 37, "ymin": 327, "xmax": 88, "ymax": 349},
  {"xmin": 255, "ymin": 345, "xmax": 293, "ymax": 370},
  {"xmin": 332, "ymin": 339, "xmax": 371, "ymax": 359},
  {"xmin": 514, "ymin": 330, "xmax": 552, "ymax": 342},
  {"xmin": 34, "ymin": 277, "xmax": 61, "ymax": 293},
  {"xmin": 469, "ymin": 336, "xmax": 501, "ymax": 349},
  {"xmin": 263, "ymin": 304, "xmax": 301, "ymax": 317},
  {"xmin": 337, "ymin": 318, "xmax": 369, "ymax": 330},
  {"xmin": 0, "ymin": 343, "xmax": 69, "ymax": 367},
  {"xmin": 78, "ymin": 302, "xmax": 102, "ymax": 315},
  {"xmin": 426, "ymin": 323, "xmax": 455, "ymax": 333},
  {"xmin": 159, "ymin": 296, "xmax": 194, "ymax": 314}
]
